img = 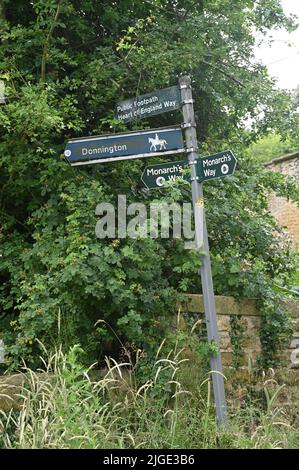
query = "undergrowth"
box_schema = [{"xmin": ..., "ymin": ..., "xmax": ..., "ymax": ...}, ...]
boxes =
[{"xmin": 0, "ymin": 343, "xmax": 298, "ymax": 449}]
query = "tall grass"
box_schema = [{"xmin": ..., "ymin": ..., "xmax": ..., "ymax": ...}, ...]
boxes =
[{"xmin": 0, "ymin": 344, "xmax": 298, "ymax": 449}]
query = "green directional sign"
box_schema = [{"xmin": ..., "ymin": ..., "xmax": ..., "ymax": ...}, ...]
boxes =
[
  {"xmin": 65, "ymin": 127, "xmax": 184, "ymax": 166},
  {"xmin": 197, "ymin": 150, "xmax": 237, "ymax": 182},
  {"xmin": 141, "ymin": 159, "xmax": 190, "ymax": 189},
  {"xmin": 115, "ymin": 86, "xmax": 181, "ymax": 123}
]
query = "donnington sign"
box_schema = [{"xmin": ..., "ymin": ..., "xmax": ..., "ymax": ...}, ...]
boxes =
[{"xmin": 64, "ymin": 127, "xmax": 184, "ymax": 166}]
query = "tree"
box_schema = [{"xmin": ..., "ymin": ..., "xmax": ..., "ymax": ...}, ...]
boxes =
[
  {"xmin": 248, "ymin": 134, "xmax": 298, "ymax": 163},
  {"xmin": 0, "ymin": 0, "xmax": 298, "ymax": 369},
  {"xmin": 293, "ymin": 84, "xmax": 299, "ymax": 108}
]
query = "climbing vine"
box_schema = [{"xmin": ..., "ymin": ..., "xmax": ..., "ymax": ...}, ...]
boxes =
[
  {"xmin": 229, "ymin": 316, "xmax": 246, "ymax": 370},
  {"xmin": 258, "ymin": 297, "xmax": 293, "ymax": 369}
]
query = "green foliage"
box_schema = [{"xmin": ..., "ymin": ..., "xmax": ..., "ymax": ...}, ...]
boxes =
[
  {"xmin": 249, "ymin": 134, "xmax": 299, "ymax": 163},
  {"xmin": 293, "ymin": 270, "xmax": 299, "ymax": 294},
  {"xmin": 0, "ymin": 0, "xmax": 298, "ymax": 369},
  {"xmin": 258, "ymin": 297, "xmax": 293, "ymax": 369}
]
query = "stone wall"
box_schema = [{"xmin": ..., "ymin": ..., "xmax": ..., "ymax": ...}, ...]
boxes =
[
  {"xmin": 180, "ymin": 294, "xmax": 299, "ymax": 370},
  {"xmin": 180, "ymin": 294, "xmax": 299, "ymax": 406},
  {"xmin": 264, "ymin": 152, "xmax": 299, "ymax": 248}
]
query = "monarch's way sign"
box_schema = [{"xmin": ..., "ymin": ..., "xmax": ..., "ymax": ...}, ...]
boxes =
[
  {"xmin": 64, "ymin": 127, "xmax": 184, "ymax": 166},
  {"xmin": 141, "ymin": 160, "xmax": 190, "ymax": 189},
  {"xmin": 197, "ymin": 150, "xmax": 237, "ymax": 182},
  {"xmin": 141, "ymin": 149, "xmax": 237, "ymax": 189}
]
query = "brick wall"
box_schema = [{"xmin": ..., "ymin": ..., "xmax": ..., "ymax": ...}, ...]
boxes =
[{"xmin": 264, "ymin": 152, "xmax": 299, "ymax": 248}]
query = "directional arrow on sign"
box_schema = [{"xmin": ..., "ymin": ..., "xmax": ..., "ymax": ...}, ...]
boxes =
[
  {"xmin": 141, "ymin": 159, "xmax": 190, "ymax": 189},
  {"xmin": 197, "ymin": 150, "xmax": 237, "ymax": 182}
]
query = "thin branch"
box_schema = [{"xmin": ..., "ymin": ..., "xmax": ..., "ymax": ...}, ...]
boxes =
[
  {"xmin": 201, "ymin": 59, "xmax": 245, "ymax": 88},
  {"xmin": 41, "ymin": 0, "xmax": 63, "ymax": 82}
]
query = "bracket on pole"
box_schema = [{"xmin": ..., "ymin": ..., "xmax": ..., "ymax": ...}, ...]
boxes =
[
  {"xmin": 181, "ymin": 99, "xmax": 194, "ymax": 105},
  {"xmin": 179, "ymin": 82, "xmax": 193, "ymax": 90},
  {"xmin": 181, "ymin": 122, "xmax": 196, "ymax": 129}
]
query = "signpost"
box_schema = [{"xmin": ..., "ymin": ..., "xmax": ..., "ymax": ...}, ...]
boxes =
[
  {"xmin": 64, "ymin": 79, "xmax": 233, "ymax": 425},
  {"xmin": 115, "ymin": 85, "xmax": 181, "ymax": 123},
  {"xmin": 179, "ymin": 75, "xmax": 228, "ymax": 424},
  {"xmin": 0, "ymin": 80, "xmax": 5, "ymax": 104},
  {"xmin": 141, "ymin": 159, "xmax": 189, "ymax": 189},
  {"xmin": 64, "ymin": 127, "xmax": 184, "ymax": 166},
  {"xmin": 197, "ymin": 150, "xmax": 237, "ymax": 182},
  {"xmin": 0, "ymin": 340, "xmax": 5, "ymax": 364}
]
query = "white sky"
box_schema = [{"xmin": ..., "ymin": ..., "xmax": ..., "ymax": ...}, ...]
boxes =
[{"xmin": 254, "ymin": 0, "xmax": 299, "ymax": 90}]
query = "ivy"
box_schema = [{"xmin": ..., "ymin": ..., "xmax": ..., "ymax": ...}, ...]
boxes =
[
  {"xmin": 229, "ymin": 316, "xmax": 246, "ymax": 370},
  {"xmin": 258, "ymin": 296, "xmax": 293, "ymax": 369}
]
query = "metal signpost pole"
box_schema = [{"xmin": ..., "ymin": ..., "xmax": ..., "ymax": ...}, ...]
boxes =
[{"xmin": 179, "ymin": 75, "xmax": 227, "ymax": 424}]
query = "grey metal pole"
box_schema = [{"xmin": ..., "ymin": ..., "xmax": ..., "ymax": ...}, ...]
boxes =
[{"xmin": 179, "ymin": 75, "xmax": 227, "ymax": 424}]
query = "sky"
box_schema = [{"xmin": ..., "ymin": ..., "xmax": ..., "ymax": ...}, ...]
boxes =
[{"xmin": 254, "ymin": 0, "xmax": 299, "ymax": 90}]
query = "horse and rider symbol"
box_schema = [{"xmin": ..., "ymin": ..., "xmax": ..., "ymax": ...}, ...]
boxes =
[{"xmin": 148, "ymin": 133, "xmax": 168, "ymax": 152}]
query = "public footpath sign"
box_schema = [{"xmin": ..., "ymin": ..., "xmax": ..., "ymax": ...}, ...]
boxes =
[
  {"xmin": 197, "ymin": 150, "xmax": 237, "ymax": 182},
  {"xmin": 64, "ymin": 127, "xmax": 184, "ymax": 166},
  {"xmin": 141, "ymin": 159, "xmax": 189, "ymax": 189},
  {"xmin": 115, "ymin": 86, "xmax": 181, "ymax": 123}
]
